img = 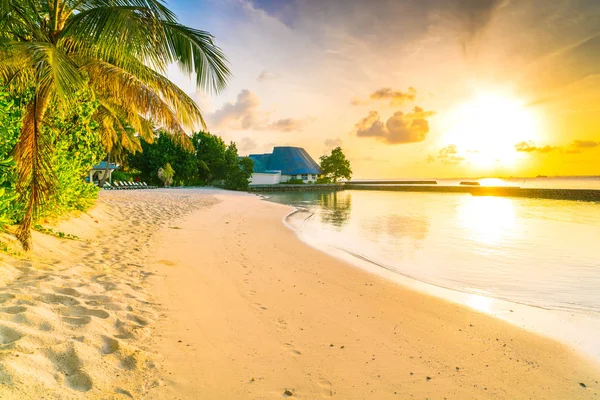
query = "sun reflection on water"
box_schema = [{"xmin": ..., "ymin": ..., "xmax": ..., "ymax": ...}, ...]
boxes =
[{"xmin": 457, "ymin": 196, "xmax": 516, "ymax": 245}]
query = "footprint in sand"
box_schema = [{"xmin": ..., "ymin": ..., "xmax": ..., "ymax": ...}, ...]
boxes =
[
  {"xmin": 41, "ymin": 294, "xmax": 80, "ymax": 306},
  {"xmin": 47, "ymin": 347, "xmax": 93, "ymax": 392},
  {"xmin": 61, "ymin": 316, "xmax": 92, "ymax": 325},
  {"xmin": 0, "ymin": 293, "xmax": 15, "ymax": 304},
  {"xmin": 318, "ymin": 378, "xmax": 333, "ymax": 398},
  {"xmin": 61, "ymin": 306, "xmax": 110, "ymax": 319},
  {"xmin": 126, "ymin": 313, "xmax": 149, "ymax": 326},
  {"xmin": 54, "ymin": 287, "xmax": 81, "ymax": 297},
  {"xmin": 100, "ymin": 336, "xmax": 120, "ymax": 355},
  {"xmin": 0, "ymin": 306, "xmax": 27, "ymax": 315},
  {"xmin": 0, "ymin": 325, "xmax": 22, "ymax": 345}
]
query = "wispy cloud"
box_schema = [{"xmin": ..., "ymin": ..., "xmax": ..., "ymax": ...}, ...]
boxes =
[
  {"xmin": 208, "ymin": 89, "xmax": 308, "ymax": 132},
  {"xmin": 515, "ymin": 140, "xmax": 600, "ymax": 154},
  {"xmin": 257, "ymin": 70, "xmax": 279, "ymax": 82}
]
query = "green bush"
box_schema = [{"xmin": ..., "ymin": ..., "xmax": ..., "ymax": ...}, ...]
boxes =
[
  {"xmin": 284, "ymin": 179, "xmax": 305, "ymax": 185},
  {"xmin": 316, "ymin": 176, "xmax": 332, "ymax": 184},
  {"xmin": 0, "ymin": 90, "xmax": 103, "ymax": 226}
]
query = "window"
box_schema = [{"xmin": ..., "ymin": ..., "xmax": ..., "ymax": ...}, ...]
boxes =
[
  {"xmin": 311, "ymin": 175, "xmax": 316, "ymax": 180},
  {"xmin": 301, "ymin": 174, "xmax": 308, "ymax": 180},
  {"xmin": 291, "ymin": 175, "xmax": 296, "ymax": 179}
]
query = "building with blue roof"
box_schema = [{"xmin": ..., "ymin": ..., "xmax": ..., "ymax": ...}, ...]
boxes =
[{"xmin": 248, "ymin": 146, "xmax": 322, "ymax": 185}]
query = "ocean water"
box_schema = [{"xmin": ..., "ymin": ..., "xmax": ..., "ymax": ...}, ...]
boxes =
[
  {"xmin": 263, "ymin": 188, "xmax": 600, "ymax": 360},
  {"xmin": 353, "ymin": 176, "xmax": 600, "ymax": 189}
]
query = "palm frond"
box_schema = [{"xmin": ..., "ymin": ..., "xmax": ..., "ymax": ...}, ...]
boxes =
[{"xmin": 14, "ymin": 85, "xmax": 54, "ymax": 250}]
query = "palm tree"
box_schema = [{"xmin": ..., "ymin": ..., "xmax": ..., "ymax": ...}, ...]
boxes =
[{"xmin": 0, "ymin": 0, "xmax": 230, "ymax": 249}]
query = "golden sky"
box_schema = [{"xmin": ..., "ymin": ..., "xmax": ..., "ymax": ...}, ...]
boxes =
[{"xmin": 169, "ymin": 0, "xmax": 600, "ymax": 178}]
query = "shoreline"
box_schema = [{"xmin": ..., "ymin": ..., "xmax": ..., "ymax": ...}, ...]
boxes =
[
  {"xmin": 284, "ymin": 207, "xmax": 600, "ymax": 367},
  {"xmin": 147, "ymin": 189, "xmax": 599, "ymax": 399},
  {"xmin": 1, "ymin": 188, "xmax": 597, "ymax": 398}
]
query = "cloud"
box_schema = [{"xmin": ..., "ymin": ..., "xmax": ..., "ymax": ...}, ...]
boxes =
[
  {"xmin": 435, "ymin": 144, "xmax": 465, "ymax": 164},
  {"xmin": 370, "ymin": 87, "xmax": 417, "ymax": 106},
  {"xmin": 257, "ymin": 70, "xmax": 278, "ymax": 82},
  {"xmin": 324, "ymin": 137, "xmax": 343, "ymax": 148},
  {"xmin": 563, "ymin": 140, "xmax": 600, "ymax": 154},
  {"xmin": 456, "ymin": 0, "xmax": 508, "ymax": 48},
  {"xmin": 238, "ymin": 137, "xmax": 258, "ymax": 153},
  {"xmin": 208, "ymin": 90, "xmax": 307, "ymax": 132},
  {"xmin": 208, "ymin": 90, "xmax": 265, "ymax": 130},
  {"xmin": 352, "ymin": 87, "xmax": 417, "ymax": 106},
  {"xmin": 515, "ymin": 140, "xmax": 600, "ymax": 155},
  {"xmin": 265, "ymin": 118, "xmax": 307, "ymax": 132},
  {"xmin": 571, "ymin": 140, "xmax": 600, "ymax": 149},
  {"xmin": 355, "ymin": 107, "xmax": 435, "ymax": 144},
  {"xmin": 514, "ymin": 141, "xmax": 559, "ymax": 153}
]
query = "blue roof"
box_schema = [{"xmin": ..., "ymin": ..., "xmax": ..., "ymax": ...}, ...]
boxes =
[
  {"xmin": 91, "ymin": 161, "xmax": 118, "ymax": 170},
  {"xmin": 249, "ymin": 147, "xmax": 321, "ymax": 175}
]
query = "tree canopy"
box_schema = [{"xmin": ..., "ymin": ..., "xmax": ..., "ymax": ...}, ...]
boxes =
[
  {"xmin": 320, "ymin": 147, "xmax": 352, "ymax": 183},
  {"xmin": 0, "ymin": 0, "xmax": 230, "ymax": 249}
]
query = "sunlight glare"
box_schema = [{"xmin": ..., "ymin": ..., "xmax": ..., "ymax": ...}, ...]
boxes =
[
  {"xmin": 457, "ymin": 196, "xmax": 516, "ymax": 245},
  {"xmin": 444, "ymin": 92, "xmax": 540, "ymax": 168}
]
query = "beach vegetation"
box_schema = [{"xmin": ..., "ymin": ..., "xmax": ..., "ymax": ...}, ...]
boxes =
[
  {"xmin": 320, "ymin": 147, "xmax": 352, "ymax": 183},
  {"xmin": 128, "ymin": 131, "xmax": 252, "ymax": 189},
  {"xmin": 284, "ymin": 179, "xmax": 305, "ymax": 185},
  {"xmin": 0, "ymin": 0, "xmax": 230, "ymax": 249},
  {"xmin": 158, "ymin": 163, "xmax": 175, "ymax": 187},
  {"xmin": 223, "ymin": 143, "xmax": 254, "ymax": 191}
]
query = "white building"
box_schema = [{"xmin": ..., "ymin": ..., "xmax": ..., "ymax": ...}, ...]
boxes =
[{"xmin": 248, "ymin": 146, "xmax": 322, "ymax": 185}]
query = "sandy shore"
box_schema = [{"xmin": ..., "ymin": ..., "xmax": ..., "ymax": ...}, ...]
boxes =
[
  {"xmin": 147, "ymin": 189, "xmax": 599, "ymax": 399},
  {"xmin": 0, "ymin": 188, "xmax": 598, "ymax": 399}
]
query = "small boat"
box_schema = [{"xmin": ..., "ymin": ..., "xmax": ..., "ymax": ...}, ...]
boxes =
[{"xmin": 459, "ymin": 181, "xmax": 481, "ymax": 186}]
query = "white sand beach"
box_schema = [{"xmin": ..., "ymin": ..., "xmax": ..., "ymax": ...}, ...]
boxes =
[{"xmin": 0, "ymin": 188, "xmax": 598, "ymax": 399}]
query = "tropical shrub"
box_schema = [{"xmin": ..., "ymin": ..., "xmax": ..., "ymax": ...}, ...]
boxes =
[
  {"xmin": 285, "ymin": 179, "xmax": 305, "ymax": 185},
  {"xmin": 158, "ymin": 163, "xmax": 175, "ymax": 187}
]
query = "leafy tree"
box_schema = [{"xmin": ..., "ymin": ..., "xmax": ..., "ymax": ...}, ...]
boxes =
[
  {"xmin": 191, "ymin": 131, "xmax": 228, "ymax": 182},
  {"xmin": 319, "ymin": 147, "xmax": 352, "ymax": 183},
  {"xmin": 128, "ymin": 132, "xmax": 199, "ymax": 186},
  {"xmin": 158, "ymin": 163, "xmax": 175, "ymax": 187},
  {"xmin": 0, "ymin": 0, "xmax": 230, "ymax": 249},
  {"xmin": 223, "ymin": 142, "xmax": 253, "ymax": 190}
]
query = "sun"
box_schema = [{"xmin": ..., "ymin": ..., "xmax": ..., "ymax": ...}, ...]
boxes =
[{"xmin": 444, "ymin": 92, "xmax": 541, "ymax": 167}]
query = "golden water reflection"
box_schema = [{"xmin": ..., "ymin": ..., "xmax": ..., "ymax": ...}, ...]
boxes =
[{"xmin": 457, "ymin": 196, "xmax": 516, "ymax": 245}]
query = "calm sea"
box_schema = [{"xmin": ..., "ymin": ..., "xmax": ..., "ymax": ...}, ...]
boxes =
[{"xmin": 262, "ymin": 181, "xmax": 600, "ymax": 361}]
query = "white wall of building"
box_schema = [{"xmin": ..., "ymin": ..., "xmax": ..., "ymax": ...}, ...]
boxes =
[{"xmin": 250, "ymin": 172, "xmax": 281, "ymax": 185}]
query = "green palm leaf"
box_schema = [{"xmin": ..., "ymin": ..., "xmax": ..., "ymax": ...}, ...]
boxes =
[{"xmin": 0, "ymin": 0, "xmax": 230, "ymax": 249}]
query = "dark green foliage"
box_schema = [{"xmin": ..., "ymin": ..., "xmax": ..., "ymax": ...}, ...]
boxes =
[
  {"xmin": 223, "ymin": 144, "xmax": 253, "ymax": 191},
  {"xmin": 192, "ymin": 131, "xmax": 228, "ymax": 181},
  {"xmin": 315, "ymin": 176, "xmax": 332, "ymax": 184},
  {"xmin": 111, "ymin": 169, "xmax": 139, "ymax": 182},
  {"xmin": 285, "ymin": 179, "xmax": 305, "ymax": 185},
  {"xmin": 129, "ymin": 131, "xmax": 253, "ymax": 189},
  {"xmin": 129, "ymin": 132, "xmax": 200, "ymax": 186},
  {"xmin": 320, "ymin": 147, "xmax": 352, "ymax": 183}
]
